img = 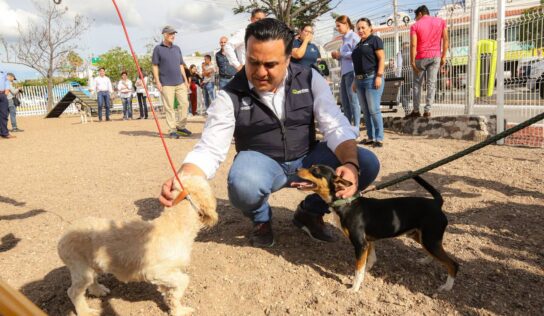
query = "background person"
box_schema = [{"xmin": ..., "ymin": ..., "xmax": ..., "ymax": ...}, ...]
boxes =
[
  {"xmin": 201, "ymin": 55, "xmax": 216, "ymax": 109},
  {"xmin": 291, "ymin": 24, "xmax": 321, "ymax": 69},
  {"xmin": 0, "ymin": 70, "xmax": 14, "ymax": 139},
  {"xmin": 410, "ymin": 5, "xmax": 449, "ymax": 118},
  {"xmin": 397, "ymin": 41, "xmax": 413, "ymax": 116},
  {"xmin": 216, "ymin": 36, "xmax": 237, "ymax": 89},
  {"xmin": 118, "ymin": 71, "xmax": 133, "ymax": 120},
  {"xmin": 93, "ymin": 67, "xmax": 113, "ymax": 122},
  {"xmin": 188, "ymin": 65, "xmax": 202, "ymax": 116},
  {"xmin": 223, "ymin": 8, "xmax": 267, "ymax": 71},
  {"xmin": 135, "ymin": 69, "xmax": 148, "ymax": 119},
  {"xmin": 159, "ymin": 18, "xmax": 380, "ymax": 248},
  {"xmin": 331, "ymin": 15, "xmax": 361, "ymax": 136},
  {"xmin": 6, "ymin": 73, "xmax": 23, "ymax": 132},
  {"xmin": 352, "ymin": 18, "xmax": 385, "ymax": 148},
  {"xmin": 152, "ymin": 25, "xmax": 192, "ymax": 138}
]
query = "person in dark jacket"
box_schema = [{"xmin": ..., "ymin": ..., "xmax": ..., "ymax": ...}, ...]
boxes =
[
  {"xmin": 159, "ymin": 18, "xmax": 380, "ymax": 248},
  {"xmin": 216, "ymin": 36, "xmax": 238, "ymax": 89}
]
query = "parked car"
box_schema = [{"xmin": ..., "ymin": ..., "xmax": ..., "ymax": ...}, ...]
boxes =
[
  {"xmin": 517, "ymin": 56, "xmax": 541, "ymax": 85},
  {"xmin": 526, "ymin": 58, "xmax": 544, "ymax": 98},
  {"xmin": 386, "ymin": 12, "xmax": 411, "ymax": 26}
]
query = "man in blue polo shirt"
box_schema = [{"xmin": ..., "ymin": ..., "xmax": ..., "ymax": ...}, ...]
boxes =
[
  {"xmin": 152, "ymin": 25, "xmax": 192, "ymax": 139},
  {"xmin": 0, "ymin": 70, "xmax": 14, "ymax": 139}
]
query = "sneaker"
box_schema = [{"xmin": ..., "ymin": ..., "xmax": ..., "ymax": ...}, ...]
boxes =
[
  {"xmin": 423, "ymin": 111, "xmax": 431, "ymax": 118},
  {"xmin": 250, "ymin": 222, "xmax": 274, "ymax": 247},
  {"xmin": 169, "ymin": 132, "xmax": 180, "ymax": 139},
  {"xmin": 11, "ymin": 128, "xmax": 23, "ymax": 132},
  {"xmin": 293, "ymin": 202, "xmax": 336, "ymax": 242},
  {"xmin": 373, "ymin": 141, "xmax": 384, "ymax": 148},
  {"xmin": 176, "ymin": 128, "xmax": 192, "ymax": 136}
]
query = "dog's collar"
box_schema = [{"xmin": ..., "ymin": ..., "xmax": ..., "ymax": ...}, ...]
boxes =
[{"xmin": 331, "ymin": 191, "xmax": 362, "ymax": 207}]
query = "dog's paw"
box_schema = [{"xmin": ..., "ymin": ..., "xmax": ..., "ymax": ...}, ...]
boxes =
[
  {"xmin": 437, "ymin": 276, "xmax": 455, "ymax": 292},
  {"xmin": 88, "ymin": 283, "xmax": 110, "ymax": 297},
  {"xmin": 170, "ymin": 306, "xmax": 194, "ymax": 316}
]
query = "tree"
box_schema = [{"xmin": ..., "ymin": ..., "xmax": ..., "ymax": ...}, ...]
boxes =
[
  {"xmin": 233, "ymin": 0, "xmax": 341, "ymax": 29},
  {"xmin": 1, "ymin": 1, "xmax": 89, "ymax": 111},
  {"xmin": 94, "ymin": 46, "xmax": 153, "ymax": 82},
  {"xmin": 66, "ymin": 51, "xmax": 84, "ymax": 77}
]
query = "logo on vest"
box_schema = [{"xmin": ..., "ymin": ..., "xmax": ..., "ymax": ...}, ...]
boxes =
[
  {"xmin": 240, "ymin": 97, "xmax": 253, "ymax": 110},
  {"xmin": 292, "ymin": 88, "xmax": 309, "ymax": 95}
]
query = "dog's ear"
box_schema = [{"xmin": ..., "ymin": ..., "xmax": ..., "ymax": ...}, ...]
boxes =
[{"xmin": 333, "ymin": 176, "xmax": 353, "ymax": 192}]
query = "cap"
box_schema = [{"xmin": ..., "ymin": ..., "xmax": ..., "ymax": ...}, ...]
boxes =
[
  {"xmin": 162, "ymin": 25, "xmax": 178, "ymax": 34},
  {"xmin": 6, "ymin": 73, "xmax": 16, "ymax": 80}
]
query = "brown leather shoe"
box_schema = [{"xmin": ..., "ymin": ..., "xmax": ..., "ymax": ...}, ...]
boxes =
[
  {"xmin": 250, "ymin": 222, "xmax": 274, "ymax": 247},
  {"xmin": 293, "ymin": 202, "xmax": 336, "ymax": 242},
  {"xmin": 423, "ymin": 111, "xmax": 431, "ymax": 118}
]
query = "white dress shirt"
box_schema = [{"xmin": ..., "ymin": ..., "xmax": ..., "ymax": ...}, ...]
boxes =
[
  {"xmin": 94, "ymin": 76, "xmax": 113, "ymax": 93},
  {"xmin": 183, "ymin": 68, "xmax": 358, "ymax": 179},
  {"xmin": 223, "ymin": 27, "xmax": 246, "ymax": 69},
  {"xmin": 117, "ymin": 79, "xmax": 133, "ymax": 98}
]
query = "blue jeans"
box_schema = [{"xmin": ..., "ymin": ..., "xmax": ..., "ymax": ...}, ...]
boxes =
[
  {"xmin": 340, "ymin": 71, "xmax": 361, "ymax": 131},
  {"xmin": 218, "ymin": 77, "xmax": 232, "ymax": 90},
  {"xmin": 356, "ymin": 76, "xmax": 385, "ymax": 142},
  {"xmin": 8, "ymin": 101, "xmax": 17, "ymax": 129},
  {"xmin": 227, "ymin": 142, "xmax": 380, "ymax": 223},
  {"xmin": 202, "ymin": 82, "xmax": 215, "ymax": 108},
  {"xmin": 97, "ymin": 91, "xmax": 111, "ymax": 120},
  {"xmin": 122, "ymin": 97, "xmax": 132, "ymax": 119}
]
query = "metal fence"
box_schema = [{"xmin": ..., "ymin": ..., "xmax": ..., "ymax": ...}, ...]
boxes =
[
  {"xmin": 322, "ymin": 0, "xmax": 544, "ymax": 147},
  {"xmin": 15, "ymin": 83, "xmax": 166, "ymax": 117}
]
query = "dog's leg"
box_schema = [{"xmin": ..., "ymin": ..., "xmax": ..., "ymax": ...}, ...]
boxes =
[
  {"xmin": 349, "ymin": 238, "xmax": 370, "ymax": 292},
  {"xmin": 366, "ymin": 242, "xmax": 377, "ymax": 271},
  {"xmin": 421, "ymin": 233, "xmax": 459, "ymax": 291},
  {"xmin": 150, "ymin": 270, "xmax": 193, "ymax": 316},
  {"xmin": 67, "ymin": 265, "xmax": 100, "ymax": 316},
  {"xmin": 87, "ymin": 278, "xmax": 110, "ymax": 297}
]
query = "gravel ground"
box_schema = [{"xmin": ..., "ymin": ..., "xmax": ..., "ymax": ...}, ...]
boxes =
[{"xmin": 0, "ymin": 114, "xmax": 543, "ymax": 316}]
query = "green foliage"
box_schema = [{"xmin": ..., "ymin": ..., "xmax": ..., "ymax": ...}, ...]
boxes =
[
  {"xmin": 233, "ymin": 0, "xmax": 337, "ymax": 29},
  {"xmin": 20, "ymin": 77, "xmax": 65, "ymax": 86},
  {"xmin": 95, "ymin": 47, "xmax": 153, "ymax": 82},
  {"xmin": 66, "ymin": 77, "xmax": 88, "ymax": 86}
]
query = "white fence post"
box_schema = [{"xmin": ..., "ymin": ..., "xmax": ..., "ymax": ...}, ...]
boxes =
[
  {"xmin": 466, "ymin": 0, "xmax": 480, "ymax": 115},
  {"xmin": 496, "ymin": 0, "xmax": 506, "ymax": 144}
]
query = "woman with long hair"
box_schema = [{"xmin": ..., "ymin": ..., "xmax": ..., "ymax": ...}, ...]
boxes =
[{"xmin": 331, "ymin": 15, "xmax": 361, "ymax": 135}]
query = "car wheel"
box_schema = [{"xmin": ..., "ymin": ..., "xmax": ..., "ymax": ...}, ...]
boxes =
[{"xmin": 387, "ymin": 19, "xmax": 393, "ymax": 26}]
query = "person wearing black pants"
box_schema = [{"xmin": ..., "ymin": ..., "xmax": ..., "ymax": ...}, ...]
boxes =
[
  {"xmin": 135, "ymin": 72, "xmax": 149, "ymax": 119},
  {"xmin": 0, "ymin": 92, "xmax": 13, "ymax": 139}
]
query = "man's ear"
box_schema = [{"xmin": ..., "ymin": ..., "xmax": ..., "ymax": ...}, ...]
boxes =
[{"xmin": 333, "ymin": 175, "xmax": 353, "ymax": 192}]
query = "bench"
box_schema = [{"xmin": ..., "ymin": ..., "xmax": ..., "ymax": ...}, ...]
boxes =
[{"xmin": 381, "ymin": 77, "xmax": 404, "ymax": 112}]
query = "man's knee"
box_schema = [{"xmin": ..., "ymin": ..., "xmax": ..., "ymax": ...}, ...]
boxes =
[
  {"xmin": 228, "ymin": 169, "xmax": 269, "ymax": 211},
  {"xmin": 357, "ymin": 148, "xmax": 380, "ymax": 189}
]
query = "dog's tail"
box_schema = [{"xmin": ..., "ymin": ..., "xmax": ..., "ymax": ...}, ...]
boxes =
[{"xmin": 412, "ymin": 175, "xmax": 443, "ymax": 207}]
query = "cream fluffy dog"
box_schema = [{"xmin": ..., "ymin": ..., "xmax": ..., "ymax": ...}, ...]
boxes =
[{"xmin": 57, "ymin": 175, "xmax": 217, "ymax": 316}]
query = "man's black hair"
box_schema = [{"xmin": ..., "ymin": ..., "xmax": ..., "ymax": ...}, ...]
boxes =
[
  {"xmin": 99, "ymin": 67, "xmax": 105, "ymax": 71},
  {"xmin": 415, "ymin": 5, "xmax": 429, "ymax": 16},
  {"xmin": 251, "ymin": 8, "xmax": 266, "ymax": 18},
  {"xmin": 244, "ymin": 18, "xmax": 295, "ymax": 56}
]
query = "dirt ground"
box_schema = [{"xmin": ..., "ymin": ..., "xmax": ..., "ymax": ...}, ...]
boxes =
[{"xmin": 1, "ymin": 114, "xmax": 543, "ymax": 316}]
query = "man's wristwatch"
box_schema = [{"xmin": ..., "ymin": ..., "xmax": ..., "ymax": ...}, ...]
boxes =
[{"xmin": 376, "ymin": 73, "xmax": 384, "ymax": 78}]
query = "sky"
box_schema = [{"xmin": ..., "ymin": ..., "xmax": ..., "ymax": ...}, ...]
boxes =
[{"xmin": 1, "ymin": 0, "xmax": 448, "ymax": 79}]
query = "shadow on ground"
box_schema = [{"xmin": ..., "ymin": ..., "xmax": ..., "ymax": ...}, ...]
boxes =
[{"xmin": 119, "ymin": 130, "xmax": 202, "ymax": 139}]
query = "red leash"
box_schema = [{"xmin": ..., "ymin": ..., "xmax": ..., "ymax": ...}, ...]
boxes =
[{"xmin": 111, "ymin": 0, "xmax": 187, "ymax": 202}]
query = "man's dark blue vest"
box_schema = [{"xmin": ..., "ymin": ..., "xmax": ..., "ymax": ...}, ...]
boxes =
[{"xmin": 224, "ymin": 63, "xmax": 317, "ymax": 162}]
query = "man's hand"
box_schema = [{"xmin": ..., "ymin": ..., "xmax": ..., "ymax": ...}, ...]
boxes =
[
  {"xmin": 411, "ymin": 63, "xmax": 420, "ymax": 76},
  {"xmin": 236, "ymin": 65, "xmax": 243, "ymax": 72},
  {"xmin": 335, "ymin": 164, "xmax": 359, "ymax": 199},
  {"xmin": 440, "ymin": 56, "xmax": 447, "ymax": 67},
  {"xmin": 156, "ymin": 82, "xmax": 163, "ymax": 92},
  {"xmin": 331, "ymin": 51, "xmax": 340, "ymax": 60},
  {"xmin": 159, "ymin": 177, "xmax": 176, "ymax": 207},
  {"xmin": 351, "ymin": 82, "xmax": 357, "ymax": 93}
]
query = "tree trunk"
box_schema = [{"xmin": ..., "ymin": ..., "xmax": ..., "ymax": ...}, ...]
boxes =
[{"xmin": 47, "ymin": 76, "xmax": 54, "ymax": 112}]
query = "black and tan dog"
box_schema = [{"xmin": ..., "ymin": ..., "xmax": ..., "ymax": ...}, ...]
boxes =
[{"xmin": 295, "ymin": 164, "xmax": 459, "ymax": 292}]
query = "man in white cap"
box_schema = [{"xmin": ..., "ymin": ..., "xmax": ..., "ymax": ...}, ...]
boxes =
[{"xmin": 152, "ymin": 25, "xmax": 191, "ymax": 138}]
